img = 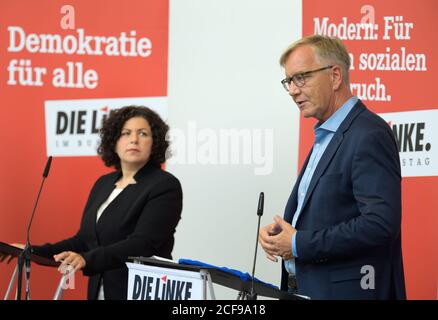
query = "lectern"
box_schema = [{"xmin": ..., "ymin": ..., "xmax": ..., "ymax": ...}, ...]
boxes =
[
  {"xmin": 1, "ymin": 242, "xmax": 67, "ymax": 300},
  {"xmin": 127, "ymin": 256, "xmax": 307, "ymax": 300}
]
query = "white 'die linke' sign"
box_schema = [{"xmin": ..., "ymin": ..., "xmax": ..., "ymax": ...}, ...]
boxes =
[{"xmin": 126, "ymin": 263, "xmax": 204, "ymax": 300}]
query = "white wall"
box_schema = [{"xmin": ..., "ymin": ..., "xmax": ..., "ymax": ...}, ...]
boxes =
[{"xmin": 167, "ymin": 0, "xmax": 302, "ymax": 299}]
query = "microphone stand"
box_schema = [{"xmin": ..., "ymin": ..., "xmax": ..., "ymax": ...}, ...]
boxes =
[
  {"xmin": 248, "ymin": 192, "xmax": 264, "ymax": 300},
  {"xmin": 16, "ymin": 156, "xmax": 52, "ymax": 300}
]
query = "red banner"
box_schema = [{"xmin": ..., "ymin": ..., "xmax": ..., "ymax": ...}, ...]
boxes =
[
  {"xmin": 302, "ymin": 0, "xmax": 438, "ymax": 299},
  {"xmin": 0, "ymin": 0, "xmax": 169, "ymax": 299}
]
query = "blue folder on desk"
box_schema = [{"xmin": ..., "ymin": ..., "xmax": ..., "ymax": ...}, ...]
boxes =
[{"xmin": 178, "ymin": 258, "xmax": 278, "ymax": 290}]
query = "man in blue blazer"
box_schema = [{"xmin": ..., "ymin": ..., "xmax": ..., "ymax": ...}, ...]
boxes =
[{"xmin": 259, "ymin": 35, "xmax": 406, "ymax": 299}]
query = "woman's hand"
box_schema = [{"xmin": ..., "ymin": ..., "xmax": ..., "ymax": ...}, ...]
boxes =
[{"xmin": 54, "ymin": 251, "xmax": 86, "ymax": 273}]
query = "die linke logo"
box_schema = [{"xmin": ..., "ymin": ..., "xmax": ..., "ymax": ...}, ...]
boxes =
[
  {"xmin": 379, "ymin": 109, "xmax": 437, "ymax": 177},
  {"xmin": 131, "ymin": 274, "xmax": 193, "ymax": 300},
  {"xmin": 45, "ymin": 102, "xmax": 114, "ymax": 156},
  {"xmin": 388, "ymin": 120, "xmax": 432, "ymax": 169},
  {"xmin": 56, "ymin": 106, "xmax": 110, "ymax": 135},
  {"xmin": 389, "ymin": 121, "xmax": 431, "ymax": 153},
  {"xmin": 44, "ymin": 97, "xmax": 167, "ymax": 157}
]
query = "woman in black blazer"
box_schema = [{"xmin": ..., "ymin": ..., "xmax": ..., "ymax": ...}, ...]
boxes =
[{"xmin": 31, "ymin": 106, "xmax": 183, "ymax": 299}]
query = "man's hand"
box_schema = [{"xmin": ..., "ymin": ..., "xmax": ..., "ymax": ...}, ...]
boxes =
[
  {"xmin": 259, "ymin": 222, "xmax": 281, "ymax": 262},
  {"xmin": 54, "ymin": 251, "xmax": 86, "ymax": 273},
  {"xmin": 259, "ymin": 215, "xmax": 296, "ymax": 262}
]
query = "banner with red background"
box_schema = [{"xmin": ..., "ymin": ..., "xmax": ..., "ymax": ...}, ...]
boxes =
[
  {"xmin": 302, "ymin": 0, "xmax": 438, "ymax": 299},
  {"xmin": 0, "ymin": 0, "xmax": 169, "ymax": 299}
]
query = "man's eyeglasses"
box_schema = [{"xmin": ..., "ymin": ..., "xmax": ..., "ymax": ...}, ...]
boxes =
[{"xmin": 281, "ymin": 65, "xmax": 333, "ymax": 91}]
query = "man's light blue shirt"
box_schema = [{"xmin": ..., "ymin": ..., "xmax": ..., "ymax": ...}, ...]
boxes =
[{"xmin": 285, "ymin": 96, "xmax": 358, "ymax": 274}]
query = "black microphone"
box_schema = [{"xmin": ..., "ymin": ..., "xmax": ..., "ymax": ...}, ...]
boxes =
[
  {"xmin": 26, "ymin": 156, "xmax": 52, "ymax": 244},
  {"xmin": 257, "ymin": 192, "xmax": 264, "ymax": 216},
  {"xmin": 249, "ymin": 192, "xmax": 264, "ymax": 300},
  {"xmin": 42, "ymin": 155, "xmax": 52, "ymax": 178},
  {"xmin": 17, "ymin": 156, "xmax": 53, "ymax": 300}
]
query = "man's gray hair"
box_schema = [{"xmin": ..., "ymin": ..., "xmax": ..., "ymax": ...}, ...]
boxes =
[{"xmin": 280, "ymin": 35, "xmax": 351, "ymax": 84}]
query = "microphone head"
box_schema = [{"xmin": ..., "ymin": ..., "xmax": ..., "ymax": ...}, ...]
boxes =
[
  {"xmin": 257, "ymin": 192, "xmax": 264, "ymax": 216},
  {"xmin": 43, "ymin": 156, "xmax": 53, "ymax": 178}
]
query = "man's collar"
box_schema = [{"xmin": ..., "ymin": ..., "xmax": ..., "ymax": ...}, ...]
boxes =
[{"xmin": 314, "ymin": 96, "xmax": 358, "ymax": 133}]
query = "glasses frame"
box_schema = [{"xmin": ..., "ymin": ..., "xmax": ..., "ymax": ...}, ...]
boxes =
[{"xmin": 281, "ymin": 65, "xmax": 333, "ymax": 91}]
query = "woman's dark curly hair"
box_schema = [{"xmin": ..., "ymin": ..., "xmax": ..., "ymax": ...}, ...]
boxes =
[{"xmin": 97, "ymin": 106, "xmax": 169, "ymax": 170}]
